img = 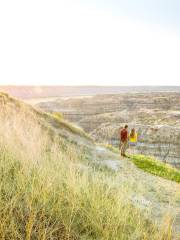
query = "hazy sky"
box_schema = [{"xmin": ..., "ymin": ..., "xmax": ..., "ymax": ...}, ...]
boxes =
[{"xmin": 0, "ymin": 0, "xmax": 180, "ymax": 86}]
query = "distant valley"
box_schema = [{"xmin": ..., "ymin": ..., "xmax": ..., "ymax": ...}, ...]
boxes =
[{"xmin": 33, "ymin": 92, "xmax": 180, "ymax": 168}]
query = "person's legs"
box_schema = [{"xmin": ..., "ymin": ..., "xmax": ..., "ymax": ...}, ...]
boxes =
[
  {"xmin": 119, "ymin": 141, "xmax": 123, "ymax": 156},
  {"xmin": 124, "ymin": 141, "xmax": 128, "ymax": 156},
  {"xmin": 120, "ymin": 141, "xmax": 127, "ymax": 156},
  {"xmin": 123, "ymin": 141, "xmax": 128, "ymax": 156},
  {"xmin": 121, "ymin": 142, "xmax": 125, "ymax": 155},
  {"xmin": 129, "ymin": 142, "xmax": 137, "ymax": 155}
]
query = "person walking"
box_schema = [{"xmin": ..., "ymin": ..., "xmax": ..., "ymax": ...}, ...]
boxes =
[
  {"xmin": 129, "ymin": 128, "xmax": 138, "ymax": 147},
  {"xmin": 119, "ymin": 125, "xmax": 128, "ymax": 157},
  {"xmin": 129, "ymin": 128, "xmax": 138, "ymax": 154}
]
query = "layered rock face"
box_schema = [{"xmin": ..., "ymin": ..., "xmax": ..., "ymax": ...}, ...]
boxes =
[{"xmin": 35, "ymin": 92, "xmax": 180, "ymax": 168}]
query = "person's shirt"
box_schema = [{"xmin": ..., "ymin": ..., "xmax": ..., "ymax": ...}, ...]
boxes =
[
  {"xmin": 120, "ymin": 128, "xmax": 128, "ymax": 142},
  {"xmin": 129, "ymin": 133, "xmax": 138, "ymax": 143}
]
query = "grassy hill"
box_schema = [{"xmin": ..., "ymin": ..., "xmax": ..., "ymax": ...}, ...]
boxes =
[{"xmin": 0, "ymin": 92, "xmax": 179, "ymax": 239}]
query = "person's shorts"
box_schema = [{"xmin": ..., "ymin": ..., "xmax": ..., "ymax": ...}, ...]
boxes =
[{"xmin": 129, "ymin": 142, "xmax": 137, "ymax": 147}]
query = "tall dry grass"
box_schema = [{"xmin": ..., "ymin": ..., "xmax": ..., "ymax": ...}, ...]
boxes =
[{"xmin": 0, "ymin": 105, "xmax": 174, "ymax": 239}]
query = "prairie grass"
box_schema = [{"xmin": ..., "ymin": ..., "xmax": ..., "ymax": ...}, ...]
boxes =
[
  {"xmin": 46, "ymin": 112, "xmax": 92, "ymax": 141},
  {"xmin": 130, "ymin": 154, "xmax": 180, "ymax": 183},
  {"xmin": 0, "ymin": 96, "xmax": 175, "ymax": 239}
]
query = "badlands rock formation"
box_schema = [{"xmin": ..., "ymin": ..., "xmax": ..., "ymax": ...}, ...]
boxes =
[{"xmin": 36, "ymin": 92, "xmax": 180, "ymax": 168}]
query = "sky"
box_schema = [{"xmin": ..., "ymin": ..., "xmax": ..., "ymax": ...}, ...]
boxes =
[{"xmin": 0, "ymin": 0, "xmax": 180, "ymax": 86}]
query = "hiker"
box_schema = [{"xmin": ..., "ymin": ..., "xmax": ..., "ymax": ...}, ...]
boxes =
[
  {"xmin": 119, "ymin": 125, "xmax": 128, "ymax": 157},
  {"xmin": 129, "ymin": 128, "xmax": 138, "ymax": 147}
]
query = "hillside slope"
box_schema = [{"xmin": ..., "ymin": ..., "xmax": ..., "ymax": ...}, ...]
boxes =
[
  {"xmin": 0, "ymin": 92, "xmax": 92, "ymax": 146},
  {"xmin": 0, "ymin": 92, "xmax": 179, "ymax": 239}
]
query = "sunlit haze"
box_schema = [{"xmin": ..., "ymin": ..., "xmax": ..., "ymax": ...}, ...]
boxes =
[{"xmin": 0, "ymin": 0, "xmax": 180, "ymax": 86}]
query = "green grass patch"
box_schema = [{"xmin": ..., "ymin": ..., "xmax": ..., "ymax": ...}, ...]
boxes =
[{"xmin": 130, "ymin": 154, "xmax": 180, "ymax": 183}]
